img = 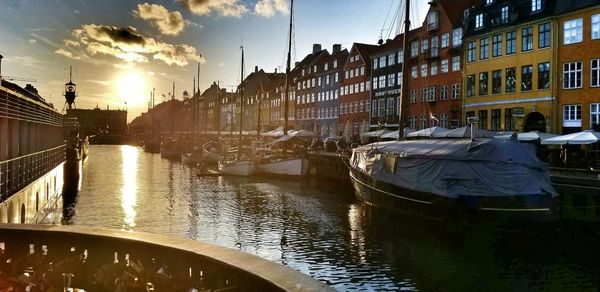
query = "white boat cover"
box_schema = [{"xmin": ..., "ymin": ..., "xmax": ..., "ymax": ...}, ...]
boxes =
[
  {"xmin": 495, "ymin": 131, "xmax": 559, "ymax": 141},
  {"xmin": 350, "ymin": 138, "xmax": 558, "ymax": 198},
  {"xmin": 541, "ymin": 130, "xmax": 600, "ymax": 145},
  {"xmin": 433, "ymin": 126, "xmax": 496, "ymax": 138},
  {"xmin": 406, "ymin": 126, "xmax": 450, "ymax": 138},
  {"xmin": 360, "ymin": 129, "xmax": 392, "ymax": 138}
]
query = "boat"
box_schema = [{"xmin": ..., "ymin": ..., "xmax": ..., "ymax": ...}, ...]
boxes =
[
  {"xmin": 202, "ymin": 140, "xmax": 222, "ymax": 164},
  {"xmin": 257, "ymin": 0, "xmax": 309, "ymax": 177},
  {"xmin": 217, "ymin": 46, "xmax": 256, "ymax": 176},
  {"xmin": 182, "ymin": 145, "xmax": 202, "ymax": 165},
  {"xmin": 160, "ymin": 138, "xmax": 180, "ymax": 160},
  {"xmin": 349, "ymin": 138, "xmax": 559, "ymax": 221}
]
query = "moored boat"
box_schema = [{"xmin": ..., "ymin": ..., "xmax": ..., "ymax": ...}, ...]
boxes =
[
  {"xmin": 349, "ymin": 138, "xmax": 559, "ymax": 222},
  {"xmin": 218, "ymin": 152, "xmax": 257, "ymax": 176},
  {"xmin": 202, "ymin": 140, "xmax": 221, "ymax": 164},
  {"xmin": 181, "ymin": 146, "xmax": 202, "ymax": 165},
  {"xmin": 258, "ymin": 150, "xmax": 309, "ymax": 176}
]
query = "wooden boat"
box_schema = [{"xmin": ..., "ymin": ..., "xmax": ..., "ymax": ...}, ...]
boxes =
[{"xmin": 218, "ymin": 152, "xmax": 257, "ymax": 176}]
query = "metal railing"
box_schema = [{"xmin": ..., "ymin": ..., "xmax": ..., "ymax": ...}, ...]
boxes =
[
  {"xmin": 0, "ymin": 224, "xmax": 331, "ymax": 291},
  {"xmin": 0, "ymin": 145, "xmax": 65, "ymax": 201}
]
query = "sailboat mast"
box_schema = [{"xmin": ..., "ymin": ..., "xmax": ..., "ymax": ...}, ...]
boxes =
[
  {"xmin": 284, "ymin": 0, "xmax": 293, "ymax": 136},
  {"xmin": 239, "ymin": 46, "xmax": 245, "ymax": 157},
  {"xmin": 398, "ymin": 0, "xmax": 411, "ymax": 141}
]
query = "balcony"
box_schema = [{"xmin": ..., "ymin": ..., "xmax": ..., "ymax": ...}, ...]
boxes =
[{"xmin": 0, "ymin": 224, "xmax": 330, "ymax": 291}]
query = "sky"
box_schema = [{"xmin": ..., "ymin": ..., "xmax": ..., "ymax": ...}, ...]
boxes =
[{"xmin": 0, "ymin": 0, "xmax": 428, "ymax": 122}]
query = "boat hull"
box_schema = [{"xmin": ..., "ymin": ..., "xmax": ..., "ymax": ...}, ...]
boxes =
[
  {"xmin": 218, "ymin": 161, "xmax": 257, "ymax": 176},
  {"xmin": 258, "ymin": 158, "xmax": 309, "ymax": 176},
  {"xmin": 349, "ymin": 168, "xmax": 558, "ymax": 223}
]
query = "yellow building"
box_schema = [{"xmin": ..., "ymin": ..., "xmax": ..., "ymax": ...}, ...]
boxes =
[{"xmin": 463, "ymin": 0, "xmax": 559, "ymax": 133}]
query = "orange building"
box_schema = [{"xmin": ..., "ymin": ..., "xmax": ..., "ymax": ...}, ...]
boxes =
[{"xmin": 556, "ymin": 1, "xmax": 600, "ymax": 133}]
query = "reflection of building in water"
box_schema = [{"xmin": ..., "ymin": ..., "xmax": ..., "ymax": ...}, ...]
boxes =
[{"xmin": 67, "ymin": 107, "xmax": 127, "ymax": 144}]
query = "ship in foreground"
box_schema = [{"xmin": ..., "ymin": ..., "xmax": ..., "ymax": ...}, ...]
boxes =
[{"xmin": 349, "ymin": 138, "xmax": 559, "ymax": 222}]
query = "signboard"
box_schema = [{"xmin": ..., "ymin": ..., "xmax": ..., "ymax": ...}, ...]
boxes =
[
  {"xmin": 512, "ymin": 107, "xmax": 525, "ymax": 118},
  {"xmin": 374, "ymin": 88, "xmax": 401, "ymax": 97}
]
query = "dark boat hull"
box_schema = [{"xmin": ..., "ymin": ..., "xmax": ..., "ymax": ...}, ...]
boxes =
[{"xmin": 349, "ymin": 168, "xmax": 558, "ymax": 224}]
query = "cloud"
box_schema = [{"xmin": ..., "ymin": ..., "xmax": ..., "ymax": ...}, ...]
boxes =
[
  {"xmin": 254, "ymin": 0, "xmax": 288, "ymax": 17},
  {"xmin": 55, "ymin": 48, "xmax": 81, "ymax": 60},
  {"xmin": 85, "ymin": 79, "xmax": 111, "ymax": 86},
  {"xmin": 134, "ymin": 3, "xmax": 186, "ymax": 36},
  {"xmin": 30, "ymin": 33, "xmax": 61, "ymax": 48},
  {"xmin": 28, "ymin": 39, "xmax": 37, "ymax": 43},
  {"xmin": 178, "ymin": 0, "xmax": 248, "ymax": 17},
  {"xmin": 59, "ymin": 24, "xmax": 205, "ymax": 66}
]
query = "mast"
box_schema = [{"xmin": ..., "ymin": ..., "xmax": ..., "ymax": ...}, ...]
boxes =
[
  {"xmin": 239, "ymin": 46, "xmax": 245, "ymax": 157},
  {"xmin": 197, "ymin": 63, "xmax": 200, "ymax": 94},
  {"xmin": 257, "ymin": 81, "xmax": 262, "ymax": 140},
  {"xmin": 398, "ymin": 0, "xmax": 410, "ymax": 140},
  {"xmin": 284, "ymin": 0, "xmax": 294, "ymax": 136}
]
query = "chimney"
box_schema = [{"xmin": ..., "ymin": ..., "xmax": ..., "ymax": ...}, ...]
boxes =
[
  {"xmin": 312, "ymin": 44, "xmax": 322, "ymax": 54},
  {"xmin": 274, "ymin": 68, "xmax": 278, "ymax": 73},
  {"xmin": 255, "ymin": 66, "xmax": 258, "ymax": 73},
  {"xmin": 333, "ymin": 44, "xmax": 341, "ymax": 53}
]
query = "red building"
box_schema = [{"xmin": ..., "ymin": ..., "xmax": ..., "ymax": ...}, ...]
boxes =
[
  {"xmin": 407, "ymin": 0, "xmax": 471, "ymax": 130},
  {"xmin": 339, "ymin": 43, "xmax": 379, "ymax": 141}
]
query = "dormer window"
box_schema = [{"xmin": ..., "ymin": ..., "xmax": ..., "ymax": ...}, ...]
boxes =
[
  {"xmin": 532, "ymin": 0, "xmax": 542, "ymax": 12},
  {"xmin": 501, "ymin": 6, "xmax": 509, "ymax": 23},
  {"xmin": 486, "ymin": 0, "xmax": 494, "ymax": 4},
  {"xmin": 475, "ymin": 13, "xmax": 484, "ymax": 29},
  {"xmin": 427, "ymin": 11, "xmax": 439, "ymax": 31}
]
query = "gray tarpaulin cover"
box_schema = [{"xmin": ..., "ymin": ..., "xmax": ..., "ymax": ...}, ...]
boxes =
[{"xmin": 350, "ymin": 139, "xmax": 558, "ymax": 198}]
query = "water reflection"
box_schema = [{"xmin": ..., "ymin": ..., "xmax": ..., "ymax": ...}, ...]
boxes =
[
  {"xmin": 120, "ymin": 145, "xmax": 138, "ymax": 229},
  {"xmin": 57, "ymin": 145, "xmax": 600, "ymax": 290}
]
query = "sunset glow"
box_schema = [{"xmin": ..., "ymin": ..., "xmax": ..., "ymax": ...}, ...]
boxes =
[{"xmin": 117, "ymin": 71, "xmax": 147, "ymax": 106}]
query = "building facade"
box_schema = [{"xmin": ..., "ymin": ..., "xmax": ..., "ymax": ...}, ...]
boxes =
[
  {"xmin": 339, "ymin": 43, "xmax": 377, "ymax": 140},
  {"xmin": 407, "ymin": 0, "xmax": 469, "ymax": 130},
  {"xmin": 463, "ymin": 0, "xmax": 558, "ymax": 132},
  {"xmin": 556, "ymin": 0, "xmax": 600, "ymax": 133},
  {"xmin": 315, "ymin": 44, "xmax": 347, "ymax": 137},
  {"xmin": 293, "ymin": 44, "xmax": 328, "ymax": 131}
]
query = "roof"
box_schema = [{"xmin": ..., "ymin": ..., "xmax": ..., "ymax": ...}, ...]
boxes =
[
  {"xmin": 555, "ymin": 0, "xmax": 600, "ymax": 14},
  {"xmin": 436, "ymin": 0, "xmax": 475, "ymax": 25},
  {"xmin": 1, "ymin": 79, "xmax": 49, "ymax": 105}
]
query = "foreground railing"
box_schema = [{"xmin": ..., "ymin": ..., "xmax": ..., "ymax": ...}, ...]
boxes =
[{"xmin": 0, "ymin": 224, "xmax": 330, "ymax": 291}]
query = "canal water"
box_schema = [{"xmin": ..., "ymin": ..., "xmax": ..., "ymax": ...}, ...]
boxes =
[{"xmin": 53, "ymin": 145, "xmax": 600, "ymax": 291}]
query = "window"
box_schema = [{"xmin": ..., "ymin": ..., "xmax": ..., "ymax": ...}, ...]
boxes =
[
  {"xmin": 491, "ymin": 109, "xmax": 501, "ymax": 131},
  {"xmin": 475, "ymin": 13, "xmax": 484, "ymax": 29},
  {"xmin": 411, "ymin": 41, "xmax": 419, "ymax": 57},
  {"xmin": 467, "ymin": 74, "xmax": 475, "ymax": 97},
  {"xmin": 372, "ymin": 100, "xmax": 377, "ymax": 117},
  {"xmin": 563, "ymin": 62, "xmax": 582, "ymax": 89},
  {"xmin": 538, "ymin": 62, "xmax": 550, "ymax": 89},
  {"xmin": 421, "ymin": 39, "xmax": 429, "ymax": 53},
  {"xmin": 505, "ymin": 108, "xmax": 514, "ymax": 130},
  {"xmin": 360, "ymin": 67, "xmax": 365, "ymax": 76},
  {"xmin": 593, "ymin": 14, "xmax": 600, "ymax": 40},
  {"xmin": 411, "ymin": 66, "xmax": 418, "ymax": 79},
  {"xmin": 539, "ymin": 23, "xmax": 551, "ymax": 48},
  {"xmin": 388, "ymin": 73, "xmax": 396, "ymax": 86},
  {"xmin": 372, "ymin": 77, "xmax": 379, "ymax": 89},
  {"xmin": 398, "ymin": 49, "xmax": 404, "ymax": 64},
  {"xmin": 480, "ymin": 38, "xmax": 489, "ymax": 60},
  {"xmin": 563, "ymin": 104, "xmax": 582, "ymax": 127},
  {"xmin": 409, "ymin": 115, "xmax": 416, "ymax": 129},
  {"xmin": 522, "ymin": 27, "xmax": 533, "ymax": 51},
  {"xmin": 591, "ymin": 103, "xmax": 600, "ymax": 130},
  {"xmin": 452, "ymin": 84, "xmax": 460, "ymax": 99},
  {"xmin": 441, "ymin": 59, "xmax": 449, "ymax": 74},
  {"xmin": 428, "ymin": 11, "xmax": 439, "ymax": 30},
  {"xmin": 431, "ymin": 61, "xmax": 438, "ymax": 76},
  {"xmin": 334, "ymin": 60, "xmax": 338, "ymax": 68},
  {"xmin": 420, "ymin": 114, "xmax": 426, "ymax": 129},
  {"xmin": 397, "ymin": 72, "xmax": 402, "ymax": 85},
  {"xmin": 441, "ymin": 33, "xmax": 449, "ymax": 48},
  {"xmin": 373, "ymin": 58, "xmax": 379, "ymax": 70},
  {"xmin": 492, "ymin": 70, "xmax": 502, "ymax": 94},
  {"xmin": 521, "ymin": 65, "xmax": 533, "ymax": 91},
  {"xmin": 467, "ymin": 41, "xmax": 476, "ymax": 62},
  {"xmin": 452, "ymin": 56, "xmax": 461, "ymax": 72},
  {"xmin": 479, "ymin": 72, "xmax": 488, "ymax": 95},
  {"xmin": 486, "ymin": 0, "xmax": 494, "ymax": 4},
  {"xmin": 440, "ymin": 113, "xmax": 448, "ymax": 129},
  {"xmin": 379, "ymin": 75, "xmax": 386, "ymax": 88},
  {"xmin": 440, "ymin": 85, "xmax": 448, "ymax": 100},
  {"xmin": 421, "ymin": 63, "xmax": 428, "ymax": 78},
  {"xmin": 501, "ymin": 6, "xmax": 509, "ymax": 23},
  {"xmin": 325, "ymin": 63, "xmax": 329, "ymax": 71},
  {"xmin": 349, "ymin": 70, "xmax": 354, "ymax": 79},
  {"xmin": 410, "ymin": 89, "xmax": 417, "ymax": 103},
  {"xmin": 388, "ymin": 53, "xmax": 396, "ymax": 66},
  {"xmin": 564, "ymin": 18, "xmax": 583, "ymax": 44},
  {"xmin": 506, "ymin": 31, "xmax": 516, "ymax": 54},
  {"xmin": 592, "ymin": 59, "xmax": 600, "ymax": 87},
  {"xmin": 386, "ymin": 98, "xmax": 394, "ymax": 118},
  {"xmin": 379, "ymin": 56, "xmax": 387, "ymax": 68},
  {"xmin": 378, "ymin": 99, "xmax": 385, "ymax": 117},
  {"xmin": 431, "ymin": 36, "xmax": 439, "ymax": 57},
  {"xmin": 452, "ymin": 28, "xmax": 463, "ymax": 47},
  {"xmin": 478, "ymin": 110, "xmax": 488, "ymax": 130},
  {"xmin": 492, "ymin": 34, "xmax": 502, "ymax": 57},
  {"xmin": 506, "ymin": 67, "xmax": 516, "ymax": 93},
  {"xmin": 531, "ymin": 0, "xmax": 542, "ymax": 12}
]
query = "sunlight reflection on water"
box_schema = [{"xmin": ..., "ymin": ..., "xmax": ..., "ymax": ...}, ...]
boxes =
[{"xmin": 121, "ymin": 145, "xmax": 138, "ymax": 229}]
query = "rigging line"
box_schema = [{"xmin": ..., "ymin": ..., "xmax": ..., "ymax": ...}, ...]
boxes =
[
  {"xmin": 385, "ymin": 1, "xmax": 400, "ymax": 41},
  {"xmin": 380, "ymin": 0, "xmax": 397, "ymax": 40}
]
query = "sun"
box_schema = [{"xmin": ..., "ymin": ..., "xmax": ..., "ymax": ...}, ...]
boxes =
[{"xmin": 117, "ymin": 71, "xmax": 147, "ymax": 107}]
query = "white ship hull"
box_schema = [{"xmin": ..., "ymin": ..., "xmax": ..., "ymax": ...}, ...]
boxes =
[
  {"xmin": 218, "ymin": 160, "xmax": 257, "ymax": 176},
  {"xmin": 258, "ymin": 158, "xmax": 308, "ymax": 176}
]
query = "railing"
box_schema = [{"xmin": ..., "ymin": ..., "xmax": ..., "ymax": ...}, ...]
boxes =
[
  {"xmin": 0, "ymin": 145, "xmax": 65, "ymax": 201},
  {"xmin": 0, "ymin": 86, "xmax": 62, "ymax": 127},
  {"xmin": 0, "ymin": 224, "xmax": 331, "ymax": 291}
]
